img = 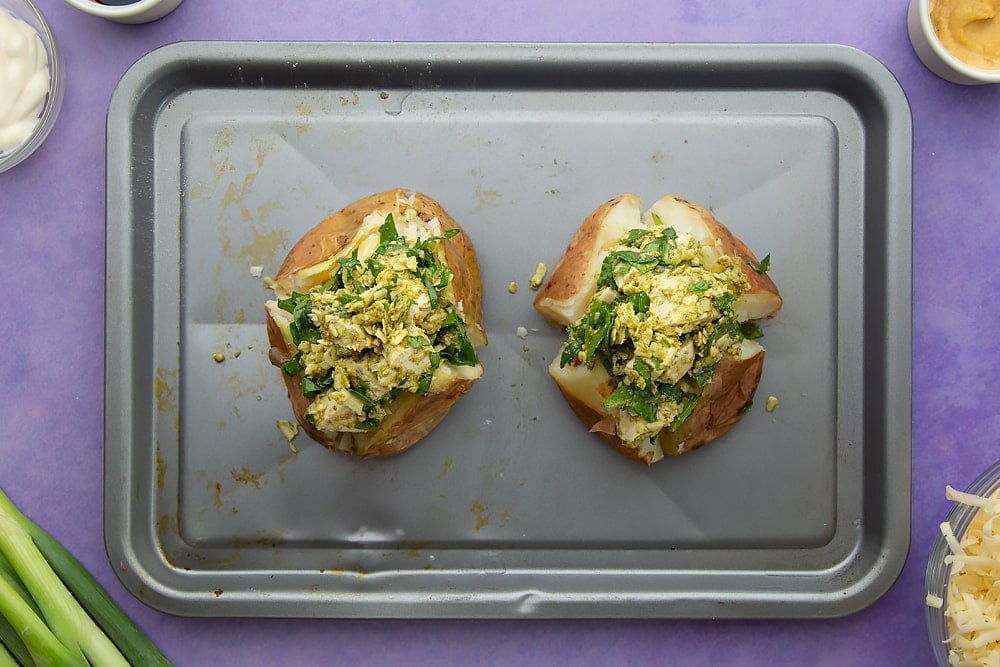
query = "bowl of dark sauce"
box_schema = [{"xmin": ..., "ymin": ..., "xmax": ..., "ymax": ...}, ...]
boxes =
[{"xmin": 63, "ymin": 0, "xmax": 183, "ymax": 23}]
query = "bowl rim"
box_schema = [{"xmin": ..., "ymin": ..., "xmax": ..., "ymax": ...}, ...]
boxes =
[
  {"xmin": 925, "ymin": 459, "xmax": 1000, "ymax": 665},
  {"xmin": 62, "ymin": 0, "xmax": 182, "ymax": 19},
  {"xmin": 0, "ymin": 0, "xmax": 63, "ymax": 171},
  {"xmin": 913, "ymin": 0, "xmax": 1000, "ymax": 84}
]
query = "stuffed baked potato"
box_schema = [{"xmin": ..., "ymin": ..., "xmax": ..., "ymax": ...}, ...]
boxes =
[
  {"xmin": 265, "ymin": 189, "xmax": 487, "ymax": 458},
  {"xmin": 534, "ymin": 194, "xmax": 782, "ymax": 465}
]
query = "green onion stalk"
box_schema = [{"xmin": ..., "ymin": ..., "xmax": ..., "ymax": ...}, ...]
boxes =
[{"xmin": 0, "ymin": 486, "xmax": 171, "ymax": 666}]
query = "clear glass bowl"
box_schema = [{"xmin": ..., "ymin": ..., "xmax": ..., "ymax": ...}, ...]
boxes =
[
  {"xmin": 0, "ymin": 0, "xmax": 63, "ymax": 173},
  {"xmin": 926, "ymin": 460, "xmax": 1000, "ymax": 666}
]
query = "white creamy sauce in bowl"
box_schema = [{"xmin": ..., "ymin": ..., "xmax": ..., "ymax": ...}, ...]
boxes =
[{"xmin": 0, "ymin": 8, "xmax": 51, "ymax": 155}]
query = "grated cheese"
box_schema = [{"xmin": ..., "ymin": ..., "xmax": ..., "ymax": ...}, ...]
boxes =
[{"xmin": 933, "ymin": 484, "xmax": 1000, "ymax": 665}]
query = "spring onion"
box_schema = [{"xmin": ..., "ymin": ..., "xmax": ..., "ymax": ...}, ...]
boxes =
[{"xmin": 0, "ymin": 487, "xmax": 171, "ymax": 666}]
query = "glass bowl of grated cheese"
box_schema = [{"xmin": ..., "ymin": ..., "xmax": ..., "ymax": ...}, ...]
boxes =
[
  {"xmin": 0, "ymin": 0, "xmax": 63, "ymax": 173},
  {"xmin": 926, "ymin": 460, "xmax": 1000, "ymax": 666}
]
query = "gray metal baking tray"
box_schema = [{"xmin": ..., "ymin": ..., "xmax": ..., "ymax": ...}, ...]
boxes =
[{"xmin": 104, "ymin": 41, "xmax": 912, "ymax": 618}]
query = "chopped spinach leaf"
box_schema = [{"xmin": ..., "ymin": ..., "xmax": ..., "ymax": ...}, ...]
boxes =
[
  {"xmin": 603, "ymin": 383, "xmax": 659, "ymax": 422},
  {"xmin": 628, "ymin": 291, "xmax": 650, "ymax": 314},
  {"xmin": 751, "ymin": 253, "xmax": 771, "ymax": 274},
  {"xmin": 407, "ymin": 335, "xmax": 432, "ymax": 348},
  {"xmin": 336, "ymin": 254, "xmax": 361, "ymax": 285},
  {"xmin": 739, "ymin": 321, "xmax": 764, "ymax": 340},
  {"xmin": 560, "ymin": 335, "xmax": 583, "ymax": 367},
  {"xmin": 693, "ymin": 363, "xmax": 716, "ymax": 388},
  {"xmin": 688, "ymin": 279, "xmax": 712, "ymax": 293},
  {"xmin": 302, "ymin": 374, "xmax": 334, "ymax": 399},
  {"xmin": 356, "ymin": 417, "xmax": 381, "ymax": 431},
  {"xmin": 658, "ymin": 382, "xmax": 685, "ymax": 403},
  {"xmin": 277, "ymin": 291, "xmax": 319, "ymax": 345},
  {"xmin": 582, "ymin": 300, "xmax": 614, "ymax": 369},
  {"xmin": 281, "ymin": 352, "xmax": 304, "ymax": 376},
  {"xmin": 671, "ymin": 394, "xmax": 699, "ymax": 430},
  {"xmin": 379, "ymin": 213, "xmax": 399, "ymax": 243},
  {"xmin": 632, "ymin": 358, "xmax": 653, "ymax": 389},
  {"xmin": 277, "ymin": 291, "xmax": 310, "ymax": 316},
  {"xmin": 348, "ymin": 388, "xmax": 378, "ymax": 412},
  {"xmin": 417, "ymin": 351, "xmax": 442, "ymax": 394},
  {"xmin": 621, "ymin": 228, "xmax": 649, "ymax": 247},
  {"xmin": 596, "ymin": 253, "xmax": 618, "ymax": 289},
  {"xmin": 422, "ymin": 273, "xmax": 440, "ymax": 307},
  {"xmin": 713, "ymin": 291, "xmax": 736, "ymax": 314},
  {"xmin": 443, "ymin": 338, "xmax": 476, "ymax": 366}
]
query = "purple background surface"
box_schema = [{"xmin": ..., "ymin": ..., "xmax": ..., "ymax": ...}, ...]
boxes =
[{"xmin": 1, "ymin": 0, "xmax": 998, "ymax": 665}]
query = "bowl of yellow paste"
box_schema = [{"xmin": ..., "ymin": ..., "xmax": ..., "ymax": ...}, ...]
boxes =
[{"xmin": 908, "ymin": 0, "xmax": 1000, "ymax": 84}]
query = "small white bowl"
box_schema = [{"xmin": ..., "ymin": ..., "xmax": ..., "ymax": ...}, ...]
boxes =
[
  {"xmin": 907, "ymin": 0, "xmax": 1000, "ymax": 85},
  {"xmin": 0, "ymin": 0, "xmax": 63, "ymax": 173},
  {"xmin": 63, "ymin": 0, "xmax": 183, "ymax": 24}
]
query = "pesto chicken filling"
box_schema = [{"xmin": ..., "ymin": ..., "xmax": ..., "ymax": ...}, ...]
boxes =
[
  {"xmin": 277, "ymin": 213, "xmax": 478, "ymax": 433},
  {"xmin": 559, "ymin": 215, "xmax": 762, "ymax": 447}
]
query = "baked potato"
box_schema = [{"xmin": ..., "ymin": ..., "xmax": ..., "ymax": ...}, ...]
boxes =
[
  {"xmin": 265, "ymin": 189, "xmax": 487, "ymax": 458},
  {"xmin": 534, "ymin": 194, "xmax": 782, "ymax": 465}
]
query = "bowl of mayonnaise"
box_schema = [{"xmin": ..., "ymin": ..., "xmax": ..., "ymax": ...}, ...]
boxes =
[
  {"xmin": 0, "ymin": 0, "xmax": 62, "ymax": 173},
  {"xmin": 926, "ymin": 460, "xmax": 1000, "ymax": 666},
  {"xmin": 907, "ymin": 0, "xmax": 1000, "ymax": 85}
]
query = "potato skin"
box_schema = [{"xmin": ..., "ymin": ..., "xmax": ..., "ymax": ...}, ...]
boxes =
[
  {"xmin": 265, "ymin": 189, "xmax": 485, "ymax": 458},
  {"xmin": 535, "ymin": 194, "xmax": 780, "ymax": 465},
  {"xmin": 679, "ymin": 198, "xmax": 778, "ymax": 302},
  {"xmin": 533, "ymin": 195, "xmax": 636, "ymax": 329},
  {"xmin": 666, "ymin": 195, "xmax": 782, "ymax": 321},
  {"xmin": 657, "ymin": 349, "xmax": 764, "ymax": 457}
]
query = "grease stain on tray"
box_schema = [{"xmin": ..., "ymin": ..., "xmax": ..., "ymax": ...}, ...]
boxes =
[
  {"xmin": 293, "ymin": 103, "xmax": 312, "ymax": 136},
  {"xmin": 157, "ymin": 513, "xmax": 179, "ymax": 538},
  {"xmin": 154, "ymin": 367, "xmax": 180, "ymax": 432},
  {"xmin": 188, "ymin": 181, "xmax": 207, "ymax": 201},
  {"xmin": 216, "ymin": 368, "xmax": 270, "ymax": 420},
  {"xmin": 203, "ymin": 132, "xmax": 280, "ymax": 222},
  {"xmin": 253, "ymin": 532, "xmax": 285, "ymax": 548},
  {"xmin": 197, "ymin": 480, "xmax": 238, "ymax": 516},
  {"xmin": 470, "ymin": 501, "xmax": 489, "ymax": 532},
  {"xmin": 231, "ymin": 466, "xmax": 265, "ymax": 489},
  {"xmin": 220, "ymin": 172, "xmax": 258, "ymax": 211},
  {"xmin": 218, "ymin": 225, "xmax": 289, "ymax": 269},
  {"xmin": 154, "ymin": 368, "xmax": 178, "ymax": 413},
  {"xmin": 469, "ymin": 501, "xmax": 512, "ymax": 532},
  {"xmin": 213, "ymin": 287, "xmax": 246, "ymax": 324},
  {"xmin": 474, "ymin": 185, "xmax": 502, "ymax": 211},
  {"xmin": 202, "ymin": 127, "xmax": 239, "ymax": 192},
  {"xmin": 437, "ymin": 456, "xmax": 453, "ymax": 480},
  {"xmin": 156, "ymin": 445, "xmax": 167, "ymax": 490}
]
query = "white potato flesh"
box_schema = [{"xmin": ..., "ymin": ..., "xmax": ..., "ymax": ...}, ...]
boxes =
[{"xmin": 544, "ymin": 194, "xmax": 643, "ymax": 327}]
